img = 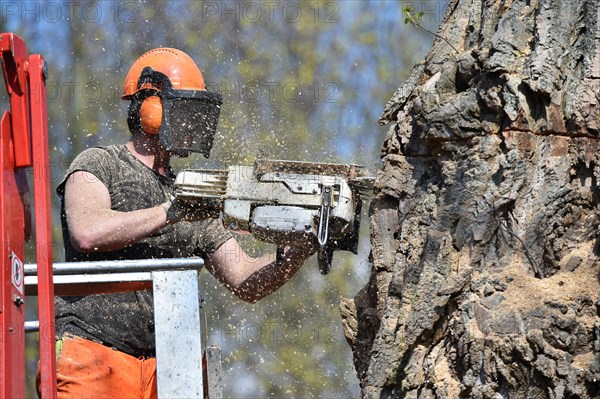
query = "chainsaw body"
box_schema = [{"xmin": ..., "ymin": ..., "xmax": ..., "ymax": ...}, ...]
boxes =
[{"xmin": 173, "ymin": 159, "xmax": 372, "ymax": 274}]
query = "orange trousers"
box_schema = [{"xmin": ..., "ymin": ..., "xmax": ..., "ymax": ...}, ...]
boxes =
[{"xmin": 37, "ymin": 334, "xmax": 157, "ymax": 399}]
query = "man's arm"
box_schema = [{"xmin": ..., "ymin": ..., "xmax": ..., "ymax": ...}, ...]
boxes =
[
  {"xmin": 64, "ymin": 170, "xmax": 168, "ymax": 252},
  {"xmin": 205, "ymin": 237, "xmax": 313, "ymax": 303},
  {"xmin": 66, "ymin": 169, "xmax": 312, "ymax": 299}
]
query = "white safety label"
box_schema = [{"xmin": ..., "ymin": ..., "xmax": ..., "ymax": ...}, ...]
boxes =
[{"xmin": 11, "ymin": 252, "xmax": 24, "ymax": 295}]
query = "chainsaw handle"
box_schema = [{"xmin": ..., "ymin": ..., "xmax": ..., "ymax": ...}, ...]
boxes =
[{"xmin": 317, "ymin": 185, "xmax": 332, "ymax": 247}]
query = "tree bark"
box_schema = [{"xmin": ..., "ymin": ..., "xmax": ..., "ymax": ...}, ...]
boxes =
[{"xmin": 340, "ymin": 0, "xmax": 600, "ymax": 397}]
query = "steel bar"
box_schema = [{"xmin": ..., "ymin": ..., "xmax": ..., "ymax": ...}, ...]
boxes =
[
  {"xmin": 25, "ymin": 321, "xmax": 39, "ymax": 333},
  {"xmin": 25, "ymin": 258, "xmax": 204, "ymax": 276},
  {"xmin": 153, "ymin": 270, "xmax": 204, "ymax": 398}
]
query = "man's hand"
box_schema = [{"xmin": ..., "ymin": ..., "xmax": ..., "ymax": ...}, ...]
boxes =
[{"xmin": 162, "ymin": 198, "xmax": 216, "ymax": 224}]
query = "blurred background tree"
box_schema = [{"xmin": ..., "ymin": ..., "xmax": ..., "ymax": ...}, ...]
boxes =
[{"xmin": 0, "ymin": 0, "xmax": 446, "ymax": 397}]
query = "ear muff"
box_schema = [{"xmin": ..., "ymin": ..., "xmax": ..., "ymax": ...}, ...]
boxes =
[
  {"xmin": 139, "ymin": 96, "xmax": 163, "ymax": 135},
  {"xmin": 127, "ymin": 90, "xmax": 161, "ymax": 135}
]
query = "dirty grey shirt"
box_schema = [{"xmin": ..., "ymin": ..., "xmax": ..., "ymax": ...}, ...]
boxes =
[{"xmin": 55, "ymin": 144, "xmax": 231, "ymax": 357}]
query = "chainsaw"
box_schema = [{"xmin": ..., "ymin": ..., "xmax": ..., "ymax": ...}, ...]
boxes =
[{"xmin": 172, "ymin": 159, "xmax": 373, "ymax": 274}]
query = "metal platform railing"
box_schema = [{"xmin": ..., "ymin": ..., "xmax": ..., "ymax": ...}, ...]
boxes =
[{"xmin": 25, "ymin": 258, "xmax": 222, "ymax": 399}]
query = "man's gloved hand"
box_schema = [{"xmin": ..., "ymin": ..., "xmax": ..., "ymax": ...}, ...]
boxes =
[
  {"xmin": 274, "ymin": 237, "xmax": 319, "ymax": 261},
  {"xmin": 161, "ymin": 198, "xmax": 216, "ymax": 224},
  {"xmin": 295, "ymin": 238, "xmax": 320, "ymax": 257}
]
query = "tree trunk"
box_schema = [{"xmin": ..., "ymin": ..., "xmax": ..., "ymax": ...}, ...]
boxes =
[{"xmin": 340, "ymin": 0, "xmax": 600, "ymax": 397}]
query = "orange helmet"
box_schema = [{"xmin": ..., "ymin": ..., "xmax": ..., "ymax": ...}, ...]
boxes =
[
  {"xmin": 123, "ymin": 48, "xmax": 222, "ymax": 158},
  {"xmin": 122, "ymin": 48, "xmax": 206, "ymax": 99}
]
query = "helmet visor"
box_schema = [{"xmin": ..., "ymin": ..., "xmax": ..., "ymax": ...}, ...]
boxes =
[
  {"xmin": 160, "ymin": 91, "xmax": 222, "ymax": 158},
  {"xmin": 137, "ymin": 66, "xmax": 223, "ymax": 158}
]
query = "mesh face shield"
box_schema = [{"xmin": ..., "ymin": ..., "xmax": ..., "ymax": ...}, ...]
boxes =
[{"xmin": 138, "ymin": 66, "xmax": 222, "ymax": 158}]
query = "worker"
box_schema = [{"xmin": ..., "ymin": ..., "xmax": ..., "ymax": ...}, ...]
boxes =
[{"xmin": 37, "ymin": 48, "xmax": 315, "ymax": 398}]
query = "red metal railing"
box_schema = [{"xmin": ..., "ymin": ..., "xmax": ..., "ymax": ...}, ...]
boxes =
[{"xmin": 0, "ymin": 32, "xmax": 56, "ymax": 399}]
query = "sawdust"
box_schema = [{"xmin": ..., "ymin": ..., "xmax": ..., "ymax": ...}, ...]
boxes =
[
  {"xmin": 486, "ymin": 257, "xmax": 599, "ymax": 313},
  {"xmin": 431, "ymin": 355, "xmax": 462, "ymax": 398},
  {"xmin": 572, "ymin": 352, "xmax": 595, "ymax": 370}
]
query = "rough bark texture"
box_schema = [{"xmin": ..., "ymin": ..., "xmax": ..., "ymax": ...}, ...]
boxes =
[{"xmin": 340, "ymin": 0, "xmax": 600, "ymax": 398}]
